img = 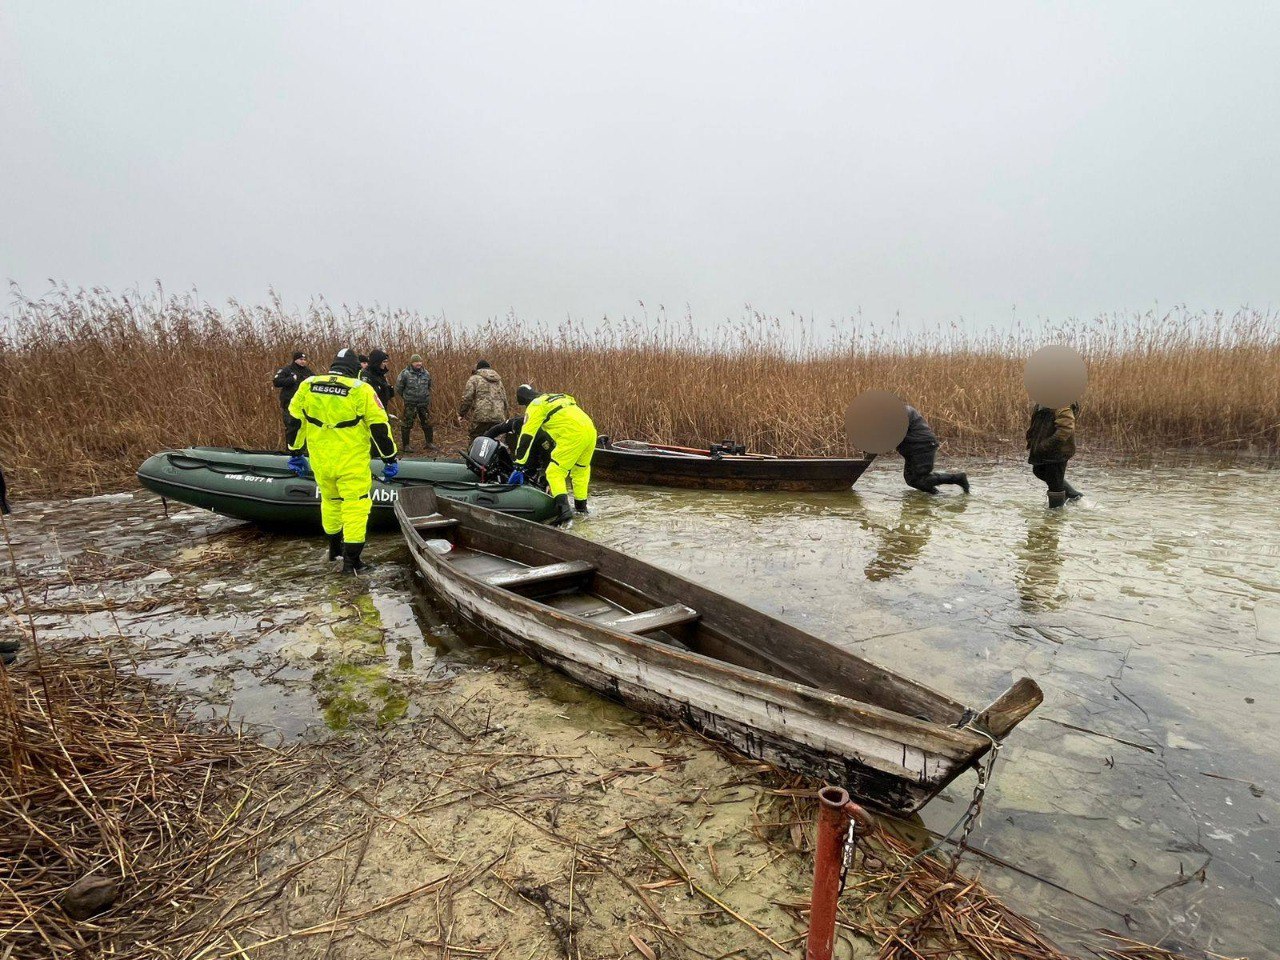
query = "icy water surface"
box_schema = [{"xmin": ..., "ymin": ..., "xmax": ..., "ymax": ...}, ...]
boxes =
[
  {"xmin": 3, "ymin": 458, "xmax": 1277, "ymax": 957},
  {"xmin": 576, "ymin": 459, "xmax": 1280, "ymax": 958}
]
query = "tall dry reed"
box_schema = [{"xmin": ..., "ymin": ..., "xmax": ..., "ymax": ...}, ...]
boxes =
[{"xmin": 1, "ymin": 285, "xmax": 1277, "ymax": 498}]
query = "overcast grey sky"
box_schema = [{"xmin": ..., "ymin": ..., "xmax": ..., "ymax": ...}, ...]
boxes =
[{"xmin": 2, "ymin": 2, "xmax": 1277, "ymax": 331}]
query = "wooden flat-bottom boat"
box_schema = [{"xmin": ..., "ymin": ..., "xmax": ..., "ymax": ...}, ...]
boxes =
[
  {"xmin": 395, "ymin": 487, "xmax": 1041, "ymax": 813},
  {"xmin": 592, "ymin": 438, "xmax": 875, "ymax": 491}
]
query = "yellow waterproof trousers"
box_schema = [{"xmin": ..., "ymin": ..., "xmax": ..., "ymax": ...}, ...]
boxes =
[
  {"xmin": 315, "ymin": 467, "xmax": 375, "ymax": 545},
  {"xmin": 545, "ymin": 424, "xmax": 597, "ymax": 500}
]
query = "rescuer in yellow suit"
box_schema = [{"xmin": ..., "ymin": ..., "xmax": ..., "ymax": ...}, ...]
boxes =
[
  {"xmin": 512, "ymin": 384, "xmax": 596, "ymax": 526},
  {"xmin": 287, "ymin": 348, "xmax": 399, "ymax": 574}
]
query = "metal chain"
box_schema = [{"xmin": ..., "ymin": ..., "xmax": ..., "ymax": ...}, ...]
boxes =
[
  {"xmin": 892, "ymin": 728, "xmax": 1002, "ymax": 875},
  {"xmin": 947, "ymin": 737, "xmax": 1003, "ymax": 870},
  {"xmin": 947, "ymin": 732, "xmax": 1001, "ymax": 871}
]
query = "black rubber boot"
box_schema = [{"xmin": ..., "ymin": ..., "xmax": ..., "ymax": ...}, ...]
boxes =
[
  {"xmin": 1064, "ymin": 481, "xmax": 1083, "ymax": 501},
  {"xmin": 327, "ymin": 533, "xmax": 344, "ymax": 561},
  {"xmin": 341, "ymin": 542, "xmax": 373, "ymax": 575},
  {"xmin": 424, "ymin": 425, "xmax": 435, "ymax": 449},
  {"xmin": 1047, "ymin": 490, "xmax": 1067, "ymax": 509},
  {"xmin": 943, "ymin": 472, "xmax": 970, "ymax": 494},
  {"xmin": 0, "ymin": 638, "xmax": 19, "ymax": 666},
  {"xmin": 552, "ymin": 494, "xmax": 574, "ymax": 527},
  {"xmin": 574, "ymin": 498, "xmax": 590, "ymax": 515}
]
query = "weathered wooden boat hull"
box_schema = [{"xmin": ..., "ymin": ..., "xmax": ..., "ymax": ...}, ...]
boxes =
[
  {"xmin": 396, "ymin": 487, "xmax": 1041, "ymax": 813},
  {"xmin": 592, "ymin": 441, "xmax": 875, "ymax": 491}
]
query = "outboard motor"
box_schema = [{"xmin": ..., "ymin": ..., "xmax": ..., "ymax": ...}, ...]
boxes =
[
  {"xmin": 464, "ymin": 436, "xmax": 510, "ymax": 482},
  {"xmin": 709, "ymin": 440, "xmax": 747, "ymax": 459}
]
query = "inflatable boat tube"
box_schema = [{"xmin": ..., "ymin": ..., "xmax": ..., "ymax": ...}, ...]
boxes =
[{"xmin": 136, "ymin": 447, "xmax": 558, "ymax": 529}]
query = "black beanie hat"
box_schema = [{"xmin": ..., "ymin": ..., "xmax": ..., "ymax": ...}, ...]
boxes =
[
  {"xmin": 292, "ymin": 350, "xmax": 306, "ymax": 361},
  {"xmin": 330, "ymin": 348, "xmax": 362, "ymax": 377},
  {"xmin": 475, "ymin": 359, "xmax": 491, "ymax": 370}
]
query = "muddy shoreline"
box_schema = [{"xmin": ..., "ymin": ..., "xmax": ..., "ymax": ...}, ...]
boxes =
[
  {"xmin": 2, "ymin": 489, "xmax": 1070, "ymax": 960},
  {"xmin": 3, "ymin": 457, "xmax": 1276, "ymax": 958}
]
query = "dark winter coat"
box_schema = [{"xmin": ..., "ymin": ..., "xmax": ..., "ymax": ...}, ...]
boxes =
[
  {"xmin": 360, "ymin": 350, "xmax": 395, "ymax": 409},
  {"xmin": 1026, "ymin": 404, "xmax": 1078, "ymax": 464},
  {"xmin": 397, "ymin": 366, "xmax": 433, "ymax": 407},
  {"xmin": 896, "ymin": 405, "xmax": 940, "ymax": 457},
  {"xmin": 273, "ymin": 362, "xmax": 315, "ymax": 409}
]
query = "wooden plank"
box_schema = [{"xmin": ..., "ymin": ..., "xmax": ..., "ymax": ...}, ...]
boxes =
[
  {"xmin": 974, "ymin": 678, "xmax": 1044, "ymax": 739},
  {"xmin": 482, "ymin": 560, "xmax": 595, "ymax": 591},
  {"xmin": 600, "ymin": 604, "xmax": 699, "ymax": 635},
  {"xmin": 414, "ymin": 516, "xmax": 460, "ymax": 533}
]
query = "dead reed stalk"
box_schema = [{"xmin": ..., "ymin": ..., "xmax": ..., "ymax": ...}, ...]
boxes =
[
  {"xmin": 2, "ymin": 286, "xmax": 1278, "ymax": 499},
  {"xmin": 0, "ymin": 648, "xmax": 309, "ymax": 958}
]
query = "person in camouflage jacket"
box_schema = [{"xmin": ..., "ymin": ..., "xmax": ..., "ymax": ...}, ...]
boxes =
[
  {"xmin": 1026, "ymin": 403, "xmax": 1082, "ymax": 507},
  {"xmin": 396, "ymin": 354, "xmax": 434, "ymax": 450},
  {"xmin": 457, "ymin": 360, "xmax": 509, "ymax": 440}
]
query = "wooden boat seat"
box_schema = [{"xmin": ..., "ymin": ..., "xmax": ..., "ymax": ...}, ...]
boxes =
[
  {"xmin": 412, "ymin": 515, "xmax": 461, "ymax": 533},
  {"xmin": 483, "ymin": 560, "xmax": 596, "ymax": 592},
  {"xmin": 599, "ymin": 604, "xmax": 700, "ymax": 635}
]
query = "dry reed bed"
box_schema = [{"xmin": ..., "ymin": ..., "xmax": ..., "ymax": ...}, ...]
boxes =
[
  {"xmin": 1, "ymin": 287, "xmax": 1277, "ymax": 499},
  {"xmin": 0, "ymin": 648, "xmax": 311, "ymax": 959}
]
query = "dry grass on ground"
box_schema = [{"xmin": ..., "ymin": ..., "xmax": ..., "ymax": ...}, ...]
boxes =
[{"xmin": 2, "ymin": 286, "xmax": 1277, "ymax": 498}]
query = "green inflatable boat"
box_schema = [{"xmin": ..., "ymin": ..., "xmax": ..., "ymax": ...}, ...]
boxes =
[{"xmin": 136, "ymin": 447, "xmax": 558, "ymax": 529}]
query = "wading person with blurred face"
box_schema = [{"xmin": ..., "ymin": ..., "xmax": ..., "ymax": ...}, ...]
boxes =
[
  {"xmin": 898, "ymin": 405, "xmax": 969, "ymax": 494},
  {"xmin": 457, "ymin": 360, "xmax": 509, "ymax": 441},
  {"xmin": 1026, "ymin": 403, "xmax": 1082, "ymax": 508},
  {"xmin": 397, "ymin": 354, "xmax": 434, "ymax": 452},
  {"xmin": 287, "ymin": 348, "xmax": 399, "ymax": 575},
  {"xmin": 511, "ymin": 384, "xmax": 597, "ymax": 526},
  {"xmin": 272, "ymin": 351, "xmax": 313, "ymax": 442}
]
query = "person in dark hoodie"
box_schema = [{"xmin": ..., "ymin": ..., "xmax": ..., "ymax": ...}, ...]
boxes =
[
  {"xmin": 360, "ymin": 348, "xmax": 395, "ymax": 409},
  {"xmin": 897, "ymin": 405, "xmax": 969, "ymax": 494},
  {"xmin": 1026, "ymin": 403, "xmax": 1082, "ymax": 508},
  {"xmin": 272, "ymin": 351, "xmax": 314, "ymax": 441}
]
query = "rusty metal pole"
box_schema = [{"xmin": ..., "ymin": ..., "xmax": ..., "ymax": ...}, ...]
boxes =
[{"xmin": 806, "ymin": 786, "xmax": 866, "ymax": 960}]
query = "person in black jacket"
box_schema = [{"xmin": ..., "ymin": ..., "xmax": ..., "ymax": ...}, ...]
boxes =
[
  {"xmin": 273, "ymin": 351, "xmax": 314, "ymax": 441},
  {"xmin": 0, "ymin": 463, "xmax": 11, "ymax": 515},
  {"xmin": 484, "ymin": 416, "xmax": 553, "ymax": 483},
  {"xmin": 897, "ymin": 405, "xmax": 969, "ymax": 494},
  {"xmin": 360, "ymin": 348, "xmax": 395, "ymax": 409}
]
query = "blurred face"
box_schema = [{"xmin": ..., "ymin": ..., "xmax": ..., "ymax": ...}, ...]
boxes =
[
  {"xmin": 294, "ymin": 355, "xmax": 308, "ymax": 367},
  {"xmin": 412, "ymin": 361, "xmax": 423, "ymax": 370}
]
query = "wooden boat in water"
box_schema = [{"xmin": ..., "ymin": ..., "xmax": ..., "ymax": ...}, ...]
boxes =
[
  {"xmin": 395, "ymin": 486, "xmax": 1042, "ymax": 813},
  {"xmin": 592, "ymin": 438, "xmax": 875, "ymax": 491}
]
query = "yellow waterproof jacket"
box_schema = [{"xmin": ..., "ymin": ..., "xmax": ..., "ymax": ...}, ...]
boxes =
[
  {"xmin": 289, "ymin": 374, "xmax": 397, "ymax": 476},
  {"xmin": 515, "ymin": 393, "xmax": 594, "ymax": 464}
]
